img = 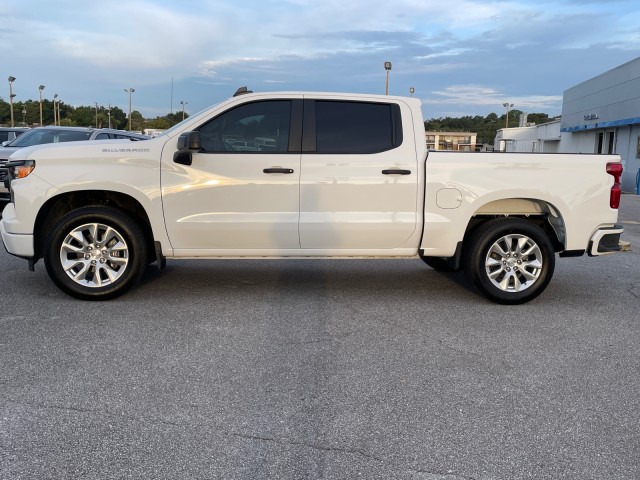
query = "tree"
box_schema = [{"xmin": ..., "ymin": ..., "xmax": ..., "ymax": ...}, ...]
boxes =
[
  {"xmin": 165, "ymin": 112, "xmax": 186, "ymax": 126},
  {"xmin": 40, "ymin": 99, "xmax": 57, "ymax": 125},
  {"xmin": 70, "ymin": 106, "xmax": 95, "ymax": 127},
  {"xmin": 57, "ymin": 102, "xmax": 74, "ymax": 126},
  {"xmin": 424, "ymin": 108, "xmax": 554, "ymax": 145},
  {"xmin": 527, "ymin": 113, "xmax": 555, "ymax": 125},
  {"xmin": 129, "ymin": 110, "xmax": 145, "ymax": 132},
  {"xmin": 146, "ymin": 117, "xmax": 171, "ymax": 129},
  {"xmin": 108, "ymin": 106, "xmax": 127, "ymax": 130}
]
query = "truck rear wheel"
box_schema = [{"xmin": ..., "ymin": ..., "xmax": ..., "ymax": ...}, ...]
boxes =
[
  {"xmin": 44, "ymin": 207, "xmax": 147, "ymax": 300},
  {"xmin": 463, "ymin": 218, "xmax": 555, "ymax": 304}
]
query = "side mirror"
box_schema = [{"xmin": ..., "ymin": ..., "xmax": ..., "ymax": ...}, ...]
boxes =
[
  {"xmin": 1, "ymin": 141, "xmax": 10, "ymax": 147},
  {"xmin": 176, "ymin": 131, "xmax": 201, "ymax": 151},
  {"xmin": 174, "ymin": 131, "xmax": 201, "ymax": 166}
]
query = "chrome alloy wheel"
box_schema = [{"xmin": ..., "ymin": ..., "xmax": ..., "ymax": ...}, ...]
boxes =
[
  {"xmin": 59, "ymin": 223, "xmax": 129, "ymax": 288},
  {"xmin": 485, "ymin": 234, "xmax": 543, "ymax": 293}
]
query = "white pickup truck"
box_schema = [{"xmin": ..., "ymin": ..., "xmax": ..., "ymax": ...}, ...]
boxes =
[{"xmin": 0, "ymin": 90, "xmax": 624, "ymax": 304}]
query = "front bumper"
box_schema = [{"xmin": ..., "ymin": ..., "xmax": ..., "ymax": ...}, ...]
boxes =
[
  {"xmin": 588, "ymin": 225, "xmax": 624, "ymax": 256},
  {"xmin": 0, "ymin": 167, "xmax": 8, "ymax": 198},
  {"xmin": 0, "ymin": 203, "xmax": 35, "ymax": 257}
]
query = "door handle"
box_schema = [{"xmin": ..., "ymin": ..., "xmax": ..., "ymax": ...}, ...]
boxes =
[
  {"xmin": 382, "ymin": 169, "xmax": 411, "ymax": 175},
  {"xmin": 263, "ymin": 167, "xmax": 294, "ymax": 174}
]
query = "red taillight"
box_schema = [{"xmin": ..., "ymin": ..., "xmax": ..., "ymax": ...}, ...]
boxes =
[{"xmin": 606, "ymin": 162, "xmax": 623, "ymax": 209}]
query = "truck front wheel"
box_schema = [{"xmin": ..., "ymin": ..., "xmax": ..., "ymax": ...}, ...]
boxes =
[
  {"xmin": 463, "ymin": 218, "xmax": 555, "ymax": 304},
  {"xmin": 44, "ymin": 207, "xmax": 147, "ymax": 300}
]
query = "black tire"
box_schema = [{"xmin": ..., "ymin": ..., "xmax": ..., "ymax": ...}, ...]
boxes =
[
  {"xmin": 463, "ymin": 218, "xmax": 555, "ymax": 305},
  {"xmin": 419, "ymin": 255, "xmax": 459, "ymax": 272},
  {"xmin": 44, "ymin": 207, "xmax": 147, "ymax": 300}
]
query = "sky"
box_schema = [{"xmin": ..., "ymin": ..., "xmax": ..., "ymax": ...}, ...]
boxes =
[{"xmin": 2, "ymin": 0, "xmax": 640, "ymax": 120}]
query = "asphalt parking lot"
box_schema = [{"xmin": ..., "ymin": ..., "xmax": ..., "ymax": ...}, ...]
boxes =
[{"xmin": 1, "ymin": 196, "xmax": 639, "ymax": 479}]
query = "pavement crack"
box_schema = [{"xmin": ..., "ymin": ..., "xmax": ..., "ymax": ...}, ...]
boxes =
[
  {"xmin": 228, "ymin": 430, "xmax": 475, "ymax": 478},
  {"xmin": 10, "ymin": 401, "xmax": 477, "ymax": 478},
  {"xmin": 19, "ymin": 401, "xmax": 183, "ymax": 428},
  {"xmin": 228, "ymin": 431, "xmax": 391, "ymax": 465}
]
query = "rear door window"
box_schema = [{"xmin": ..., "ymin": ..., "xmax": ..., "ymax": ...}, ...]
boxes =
[{"xmin": 314, "ymin": 101, "xmax": 402, "ymax": 154}]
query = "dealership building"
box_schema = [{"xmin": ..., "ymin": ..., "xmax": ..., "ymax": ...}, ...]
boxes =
[{"xmin": 495, "ymin": 56, "xmax": 640, "ymax": 193}]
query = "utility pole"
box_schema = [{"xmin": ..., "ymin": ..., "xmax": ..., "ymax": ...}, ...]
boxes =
[
  {"xmin": 124, "ymin": 88, "xmax": 135, "ymax": 130},
  {"xmin": 384, "ymin": 62, "xmax": 392, "ymax": 95},
  {"xmin": 8, "ymin": 76, "xmax": 16, "ymax": 127},
  {"xmin": 503, "ymin": 102, "xmax": 514, "ymax": 128},
  {"xmin": 38, "ymin": 85, "xmax": 45, "ymax": 126}
]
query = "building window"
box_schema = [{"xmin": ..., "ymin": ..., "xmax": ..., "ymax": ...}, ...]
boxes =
[
  {"xmin": 596, "ymin": 132, "xmax": 604, "ymax": 154},
  {"xmin": 607, "ymin": 131, "xmax": 615, "ymax": 154}
]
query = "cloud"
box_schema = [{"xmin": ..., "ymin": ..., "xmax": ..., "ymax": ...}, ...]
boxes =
[
  {"xmin": 426, "ymin": 85, "xmax": 563, "ymax": 111},
  {"xmin": 2, "ymin": 0, "xmax": 639, "ymax": 119}
]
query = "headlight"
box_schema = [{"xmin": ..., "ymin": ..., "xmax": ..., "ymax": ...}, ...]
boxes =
[
  {"xmin": 9, "ymin": 160, "xmax": 36, "ymax": 180},
  {"xmin": 3, "ymin": 161, "xmax": 36, "ymax": 204}
]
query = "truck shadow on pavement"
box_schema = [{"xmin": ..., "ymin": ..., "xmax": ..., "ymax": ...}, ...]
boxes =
[{"xmin": 134, "ymin": 258, "xmax": 480, "ymax": 304}]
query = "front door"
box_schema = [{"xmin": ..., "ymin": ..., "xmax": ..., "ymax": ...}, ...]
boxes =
[{"xmin": 161, "ymin": 99, "xmax": 301, "ymax": 252}]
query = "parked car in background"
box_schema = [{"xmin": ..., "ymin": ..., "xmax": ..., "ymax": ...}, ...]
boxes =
[
  {"xmin": 1, "ymin": 126, "xmax": 148, "ymax": 159},
  {"xmin": 0, "ymin": 126, "xmax": 149, "ymax": 202},
  {"xmin": 0, "ymin": 127, "xmax": 29, "ymax": 145}
]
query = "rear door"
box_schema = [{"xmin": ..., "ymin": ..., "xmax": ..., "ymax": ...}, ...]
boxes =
[{"xmin": 299, "ymin": 98, "xmax": 419, "ymax": 249}]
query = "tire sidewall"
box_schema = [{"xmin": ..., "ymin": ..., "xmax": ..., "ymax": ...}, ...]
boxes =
[
  {"xmin": 44, "ymin": 207, "xmax": 146, "ymax": 300},
  {"xmin": 466, "ymin": 219, "xmax": 555, "ymax": 305}
]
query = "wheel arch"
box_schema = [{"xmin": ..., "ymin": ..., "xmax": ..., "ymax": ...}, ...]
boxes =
[
  {"xmin": 464, "ymin": 198, "xmax": 566, "ymax": 253},
  {"xmin": 33, "ymin": 190, "xmax": 155, "ymax": 262}
]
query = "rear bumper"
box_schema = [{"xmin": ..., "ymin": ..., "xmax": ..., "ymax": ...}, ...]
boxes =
[{"xmin": 588, "ymin": 225, "xmax": 624, "ymax": 256}]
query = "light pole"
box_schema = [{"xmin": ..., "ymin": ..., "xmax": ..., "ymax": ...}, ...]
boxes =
[
  {"xmin": 107, "ymin": 104, "xmax": 111, "ymax": 129},
  {"xmin": 53, "ymin": 93, "xmax": 59, "ymax": 126},
  {"xmin": 180, "ymin": 100, "xmax": 188, "ymax": 120},
  {"xmin": 409, "ymin": 87, "xmax": 415, "ymax": 98},
  {"xmin": 124, "ymin": 88, "xmax": 135, "ymax": 131},
  {"xmin": 8, "ymin": 76, "xmax": 16, "ymax": 127},
  {"xmin": 38, "ymin": 85, "xmax": 45, "ymax": 126},
  {"xmin": 57, "ymin": 97, "xmax": 62, "ymax": 125},
  {"xmin": 384, "ymin": 62, "xmax": 392, "ymax": 95},
  {"xmin": 22, "ymin": 107, "xmax": 26, "ymax": 126},
  {"xmin": 503, "ymin": 102, "xmax": 514, "ymax": 128},
  {"xmin": 95, "ymin": 102, "xmax": 99, "ymax": 128}
]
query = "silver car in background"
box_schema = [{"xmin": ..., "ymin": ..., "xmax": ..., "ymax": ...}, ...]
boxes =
[
  {"xmin": 0, "ymin": 127, "xmax": 29, "ymax": 145},
  {"xmin": 0, "ymin": 126, "xmax": 149, "ymax": 202}
]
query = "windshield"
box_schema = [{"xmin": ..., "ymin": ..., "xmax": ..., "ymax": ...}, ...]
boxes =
[{"xmin": 9, "ymin": 129, "xmax": 92, "ymax": 147}]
